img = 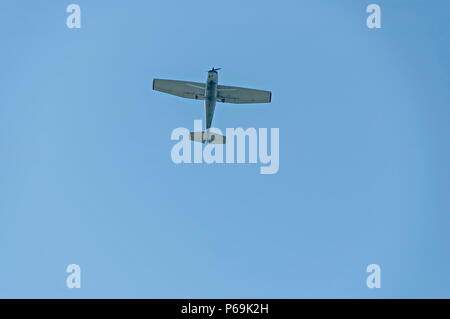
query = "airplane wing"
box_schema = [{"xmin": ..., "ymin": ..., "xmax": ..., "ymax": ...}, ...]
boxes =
[
  {"xmin": 153, "ymin": 79, "xmax": 206, "ymax": 100},
  {"xmin": 217, "ymin": 85, "xmax": 272, "ymax": 104}
]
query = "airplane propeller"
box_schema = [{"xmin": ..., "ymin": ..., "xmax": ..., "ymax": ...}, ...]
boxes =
[{"xmin": 210, "ymin": 67, "xmax": 221, "ymax": 72}]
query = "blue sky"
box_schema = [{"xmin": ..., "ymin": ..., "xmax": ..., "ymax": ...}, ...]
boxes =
[{"xmin": 0, "ymin": 0, "xmax": 449, "ymax": 298}]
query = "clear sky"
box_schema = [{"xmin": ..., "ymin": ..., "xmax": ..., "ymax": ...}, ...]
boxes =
[{"xmin": 0, "ymin": 0, "xmax": 449, "ymax": 298}]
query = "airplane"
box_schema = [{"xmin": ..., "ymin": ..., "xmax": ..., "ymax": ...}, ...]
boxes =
[{"xmin": 152, "ymin": 68, "xmax": 272, "ymax": 144}]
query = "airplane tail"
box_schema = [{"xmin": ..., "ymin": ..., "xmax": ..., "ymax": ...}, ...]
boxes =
[{"xmin": 190, "ymin": 131, "xmax": 226, "ymax": 144}]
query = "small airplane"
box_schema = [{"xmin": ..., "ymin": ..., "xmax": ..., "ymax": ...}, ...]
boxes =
[{"xmin": 153, "ymin": 68, "xmax": 272, "ymax": 144}]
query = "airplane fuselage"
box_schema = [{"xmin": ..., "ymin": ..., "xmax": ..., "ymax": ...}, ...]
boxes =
[{"xmin": 205, "ymin": 70, "xmax": 218, "ymax": 132}]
